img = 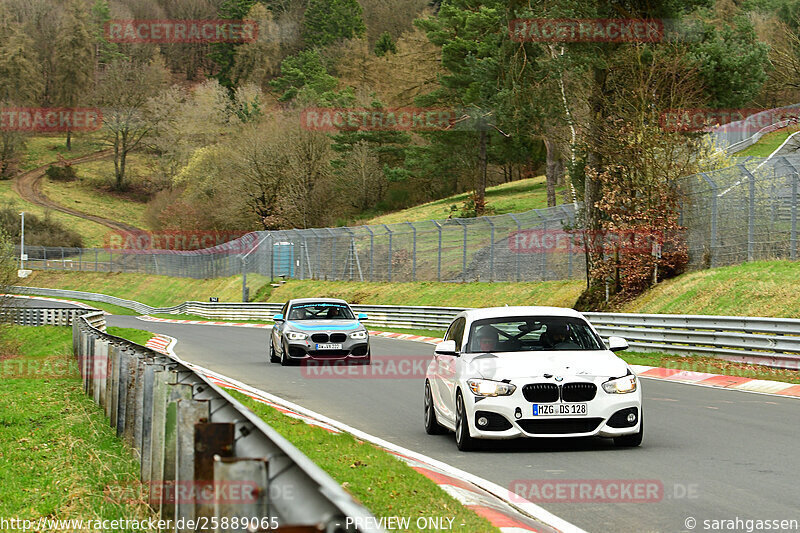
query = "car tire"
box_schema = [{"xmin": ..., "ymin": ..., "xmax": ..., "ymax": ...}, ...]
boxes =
[
  {"xmin": 424, "ymin": 381, "xmax": 446, "ymax": 435},
  {"xmin": 280, "ymin": 341, "xmax": 292, "ymax": 367},
  {"xmin": 269, "ymin": 339, "xmax": 279, "ymax": 363},
  {"xmin": 454, "ymin": 391, "xmax": 477, "ymax": 451},
  {"xmin": 613, "ymin": 410, "xmax": 643, "ymax": 447}
]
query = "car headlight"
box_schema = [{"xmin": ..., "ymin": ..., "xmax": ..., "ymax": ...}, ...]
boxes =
[
  {"xmin": 602, "ymin": 374, "xmax": 637, "ymax": 394},
  {"xmin": 467, "ymin": 379, "xmax": 516, "ymax": 397},
  {"xmin": 286, "ymin": 331, "xmax": 308, "ymax": 341},
  {"xmin": 350, "ymin": 330, "xmax": 368, "ymax": 340}
]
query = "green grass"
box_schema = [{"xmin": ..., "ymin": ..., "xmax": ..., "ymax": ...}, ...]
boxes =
[
  {"xmin": 20, "ymin": 271, "xmax": 273, "ymax": 309},
  {"xmin": 621, "ymin": 260, "xmax": 800, "ymax": 318},
  {"xmin": 366, "ymin": 175, "xmax": 565, "ymax": 225},
  {"xmin": 0, "ymin": 181, "xmax": 109, "ymax": 247},
  {"xmin": 42, "ymin": 155, "xmax": 152, "ymax": 230},
  {"xmin": 0, "ymin": 325, "xmax": 156, "ymax": 528},
  {"xmin": 230, "ymin": 390, "xmax": 499, "ymax": 533},
  {"xmin": 20, "ymin": 133, "xmax": 105, "ymax": 171},
  {"xmin": 267, "ymin": 279, "xmax": 584, "ymax": 308},
  {"xmin": 106, "ymin": 327, "xmax": 155, "ymax": 345},
  {"xmin": 620, "ymin": 350, "xmax": 800, "ymax": 384},
  {"xmin": 737, "ymin": 125, "xmax": 800, "ymax": 157}
]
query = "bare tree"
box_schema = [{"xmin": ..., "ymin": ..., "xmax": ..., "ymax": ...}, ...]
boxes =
[{"xmin": 95, "ymin": 58, "xmax": 168, "ymax": 189}]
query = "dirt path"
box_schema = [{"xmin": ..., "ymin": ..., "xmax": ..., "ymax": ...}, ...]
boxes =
[{"xmin": 12, "ymin": 150, "xmax": 144, "ymax": 233}]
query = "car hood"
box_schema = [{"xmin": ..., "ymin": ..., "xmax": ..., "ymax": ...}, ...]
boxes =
[
  {"xmin": 286, "ymin": 319, "xmax": 362, "ymax": 331},
  {"xmin": 460, "ymin": 350, "xmax": 629, "ymax": 380}
]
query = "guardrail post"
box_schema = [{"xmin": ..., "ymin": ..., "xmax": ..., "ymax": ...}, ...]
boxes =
[
  {"xmin": 93, "ymin": 338, "xmax": 108, "ymax": 405},
  {"xmin": 193, "ymin": 422, "xmax": 235, "ymax": 523},
  {"xmin": 175, "ymin": 399, "xmax": 210, "ymax": 530},
  {"xmin": 140, "ymin": 361, "xmax": 167, "ymax": 477},
  {"xmin": 145, "ymin": 367, "xmax": 171, "ymax": 483},
  {"xmin": 109, "ymin": 344, "xmax": 121, "ymax": 429},
  {"xmin": 160, "ymin": 376, "xmax": 195, "ymax": 520},
  {"xmin": 213, "ymin": 457, "xmax": 269, "ymax": 532}
]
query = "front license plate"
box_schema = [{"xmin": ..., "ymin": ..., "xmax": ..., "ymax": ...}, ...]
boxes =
[
  {"xmin": 533, "ymin": 403, "xmax": 587, "ymax": 416},
  {"xmin": 315, "ymin": 343, "xmax": 343, "ymax": 350}
]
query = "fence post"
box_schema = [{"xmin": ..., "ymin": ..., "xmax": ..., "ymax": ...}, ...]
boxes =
[
  {"xmin": 434, "ymin": 221, "xmax": 442, "ymax": 282},
  {"xmin": 482, "ymin": 216, "xmax": 494, "ymax": 282},
  {"xmin": 406, "ymin": 221, "xmax": 417, "ymax": 281},
  {"xmin": 382, "ymin": 224, "xmax": 393, "ymax": 282},
  {"xmin": 509, "ymin": 214, "xmax": 521, "ymax": 282},
  {"xmin": 326, "ymin": 228, "xmax": 337, "ymax": 280},
  {"xmin": 746, "ymin": 166, "xmax": 756, "ymax": 261},
  {"xmin": 456, "ymin": 220, "xmax": 467, "ymax": 282},
  {"xmin": 792, "ymin": 173, "xmax": 798, "ymax": 261},
  {"xmin": 363, "ymin": 225, "xmax": 374, "ymax": 282},
  {"xmin": 700, "ymin": 173, "xmax": 719, "ymax": 267}
]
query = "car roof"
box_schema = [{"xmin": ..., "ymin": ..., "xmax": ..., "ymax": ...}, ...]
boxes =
[
  {"xmin": 460, "ymin": 306, "xmax": 586, "ymax": 320},
  {"xmin": 289, "ymin": 298, "xmax": 350, "ymax": 305}
]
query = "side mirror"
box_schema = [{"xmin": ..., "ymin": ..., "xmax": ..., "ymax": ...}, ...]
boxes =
[
  {"xmin": 273, "ymin": 313, "xmax": 284, "ymax": 322},
  {"xmin": 607, "ymin": 336, "xmax": 629, "ymax": 352},
  {"xmin": 434, "ymin": 339, "xmax": 458, "ymax": 356},
  {"xmin": 358, "ymin": 312, "xmax": 368, "ymax": 321}
]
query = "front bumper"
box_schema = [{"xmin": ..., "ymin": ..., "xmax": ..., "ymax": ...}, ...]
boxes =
[
  {"xmin": 285, "ymin": 336, "xmax": 370, "ymax": 361},
  {"xmin": 462, "ymin": 382, "xmax": 642, "ymax": 440}
]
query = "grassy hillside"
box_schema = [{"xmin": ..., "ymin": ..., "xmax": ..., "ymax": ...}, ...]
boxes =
[
  {"xmin": 266, "ymin": 279, "xmax": 584, "ymax": 308},
  {"xmin": 20, "ymin": 133, "xmax": 105, "ymax": 171},
  {"xmin": 41, "ymin": 155, "xmax": 151, "ymax": 230},
  {"xmin": 365, "ymin": 175, "xmax": 566, "ymax": 225},
  {"xmin": 737, "ymin": 125, "xmax": 800, "ymax": 157},
  {"xmin": 19, "ymin": 271, "xmax": 273, "ymax": 307},
  {"xmin": 0, "ymin": 182, "xmax": 109, "ymax": 247},
  {"xmin": 620, "ymin": 260, "xmax": 800, "ymax": 318}
]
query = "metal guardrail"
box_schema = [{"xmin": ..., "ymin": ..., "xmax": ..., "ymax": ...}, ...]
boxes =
[
  {"xmin": 3, "ymin": 306, "xmax": 97, "ymax": 326},
  {"xmin": 18, "ymin": 286, "xmax": 800, "ymax": 370},
  {"xmin": 73, "ymin": 310, "xmax": 380, "ymax": 533}
]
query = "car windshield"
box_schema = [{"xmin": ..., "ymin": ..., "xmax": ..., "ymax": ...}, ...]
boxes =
[
  {"xmin": 466, "ymin": 316, "xmax": 605, "ymax": 353},
  {"xmin": 287, "ymin": 303, "xmax": 355, "ymax": 320}
]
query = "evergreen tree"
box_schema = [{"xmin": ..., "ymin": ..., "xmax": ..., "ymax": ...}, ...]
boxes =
[
  {"xmin": 302, "ymin": 0, "xmax": 366, "ymax": 47},
  {"xmin": 374, "ymin": 31, "xmax": 397, "ymax": 56}
]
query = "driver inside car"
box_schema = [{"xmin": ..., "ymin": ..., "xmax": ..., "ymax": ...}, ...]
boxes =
[
  {"xmin": 475, "ymin": 326, "xmax": 500, "ymax": 352},
  {"xmin": 543, "ymin": 322, "xmax": 581, "ymax": 350}
]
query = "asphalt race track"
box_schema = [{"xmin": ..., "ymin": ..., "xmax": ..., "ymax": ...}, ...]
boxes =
[{"xmin": 99, "ymin": 315, "xmax": 800, "ymax": 533}]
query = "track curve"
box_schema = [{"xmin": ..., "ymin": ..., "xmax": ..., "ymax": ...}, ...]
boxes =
[{"xmin": 106, "ymin": 316, "xmax": 800, "ymax": 533}]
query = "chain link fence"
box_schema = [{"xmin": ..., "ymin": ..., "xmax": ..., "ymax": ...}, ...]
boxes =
[
  {"xmin": 14, "ymin": 155, "xmax": 800, "ymax": 285},
  {"xmin": 680, "ymin": 155, "xmax": 800, "ymax": 267},
  {"xmin": 710, "ymin": 104, "xmax": 800, "ymax": 154}
]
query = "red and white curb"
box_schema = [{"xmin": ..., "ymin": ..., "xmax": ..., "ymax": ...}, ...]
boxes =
[
  {"xmin": 152, "ymin": 334, "xmax": 579, "ymax": 533},
  {"xmin": 630, "ymin": 364, "xmax": 800, "ymax": 398}
]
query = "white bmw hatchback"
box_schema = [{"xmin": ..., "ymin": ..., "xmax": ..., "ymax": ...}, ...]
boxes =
[{"xmin": 424, "ymin": 306, "xmax": 643, "ymax": 451}]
